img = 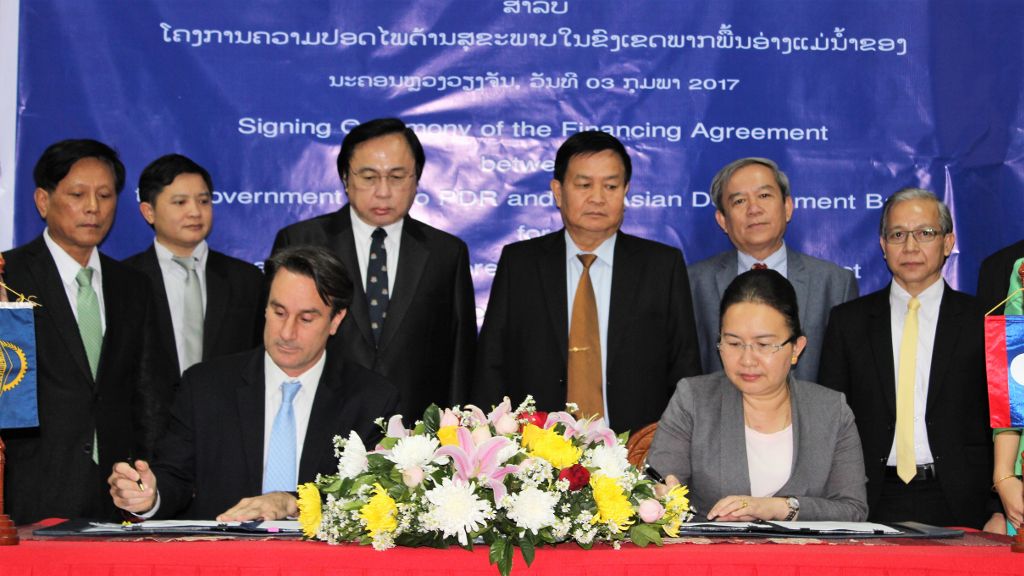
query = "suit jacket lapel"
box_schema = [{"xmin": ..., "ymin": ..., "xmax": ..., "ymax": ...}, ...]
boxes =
[
  {"xmin": 137, "ymin": 246, "xmax": 180, "ymax": 371},
  {"xmin": 97, "ymin": 254, "xmax": 123, "ymax": 385},
  {"xmin": 299, "ymin": 354, "xmax": 349, "ymax": 482},
  {"xmin": 868, "ymin": 287, "xmax": 897, "ymax": 417},
  {"xmin": 378, "ymin": 218, "xmax": 427, "ymax": 351},
  {"xmin": 926, "ymin": 284, "xmax": 959, "ymax": 413},
  {"xmin": 236, "ymin": 351, "xmax": 266, "ymax": 493},
  {"xmin": 539, "ymin": 233, "xmax": 569, "ymax": 365},
  {"xmin": 785, "ymin": 248, "xmax": 811, "ymax": 326},
  {"xmin": 203, "ymin": 252, "xmax": 230, "ymax": 360},
  {"xmin": 608, "ymin": 234, "xmax": 641, "ymax": 376},
  {"xmin": 714, "ymin": 251, "xmax": 738, "ymax": 300},
  {"xmin": 28, "ymin": 238, "xmax": 95, "ymax": 385},
  {"xmin": 331, "ymin": 206, "xmax": 374, "ymax": 347},
  {"xmin": 719, "ymin": 380, "xmax": 752, "ymax": 496}
]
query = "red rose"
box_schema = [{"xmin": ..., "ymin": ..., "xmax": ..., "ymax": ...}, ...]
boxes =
[
  {"xmin": 520, "ymin": 410, "xmax": 548, "ymax": 429},
  {"xmin": 558, "ymin": 464, "xmax": 590, "ymax": 491}
]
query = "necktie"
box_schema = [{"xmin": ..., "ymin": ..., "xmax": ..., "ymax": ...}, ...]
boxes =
[
  {"xmin": 366, "ymin": 227, "xmax": 389, "ymax": 345},
  {"xmin": 172, "ymin": 255, "xmax": 204, "ymax": 371},
  {"xmin": 751, "ymin": 263, "xmax": 768, "ymax": 270},
  {"xmin": 567, "ymin": 254, "xmax": 603, "ymax": 419},
  {"xmin": 896, "ymin": 297, "xmax": 921, "ymax": 484},
  {"xmin": 76, "ymin": 267, "xmax": 102, "ymax": 464},
  {"xmin": 263, "ymin": 380, "xmax": 302, "ymax": 493}
]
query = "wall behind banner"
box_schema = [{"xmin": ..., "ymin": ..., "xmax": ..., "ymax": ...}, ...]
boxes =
[{"xmin": 12, "ymin": 1, "xmax": 1024, "ymax": 322}]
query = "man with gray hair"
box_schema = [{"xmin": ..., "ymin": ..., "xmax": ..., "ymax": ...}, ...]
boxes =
[
  {"xmin": 819, "ymin": 188, "xmax": 994, "ymax": 528},
  {"xmin": 688, "ymin": 157, "xmax": 857, "ymax": 381}
]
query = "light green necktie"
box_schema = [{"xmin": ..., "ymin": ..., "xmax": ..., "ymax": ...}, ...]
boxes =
[{"xmin": 75, "ymin": 267, "xmax": 102, "ymax": 464}]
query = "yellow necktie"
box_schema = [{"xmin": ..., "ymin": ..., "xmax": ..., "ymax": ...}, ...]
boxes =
[
  {"xmin": 896, "ymin": 296, "xmax": 921, "ymax": 484},
  {"xmin": 567, "ymin": 254, "xmax": 603, "ymax": 419}
]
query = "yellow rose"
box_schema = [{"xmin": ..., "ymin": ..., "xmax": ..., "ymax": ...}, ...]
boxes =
[
  {"xmin": 296, "ymin": 482, "xmax": 322, "ymax": 538},
  {"xmin": 590, "ymin": 475, "xmax": 635, "ymax": 532},
  {"xmin": 437, "ymin": 425, "xmax": 461, "ymax": 446},
  {"xmin": 359, "ymin": 483, "xmax": 399, "ymax": 537}
]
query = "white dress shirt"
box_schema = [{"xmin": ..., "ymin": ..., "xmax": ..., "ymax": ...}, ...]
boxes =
[
  {"xmin": 564, "ymin": 231, "xmax": 616, "ymax": 417},
  {"xmin": 262, "ymin": 351, "xmax": 326, "ymax": 480},
  {"xmin": 43, "ymin": 227, "xmax": 106, "ymax": 331},
  {"xmin": 350, "ymin": 211, "xmax": 402, "ymax": 296},
  {"xmin": 154, "ymin": 239, "xmax": 209, "ymax": 374},
  {"xmin": 886, "ymin": 278, "xmax": 944, "ymax": 466},
  {"xmin": 737, "ymin": 242, "xmax": 788, "ymax": 277}
]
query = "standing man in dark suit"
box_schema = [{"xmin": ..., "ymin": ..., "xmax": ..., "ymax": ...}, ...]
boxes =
[
  {"xmin": 689, "ymin": 158, "xmax": 858, "ymax": 382},
  {"xmin": 2, "ymin": 139, "xmax": 173, "ymax": 524},
  {"xmin": 819, "ymin": 188, "xmax": 994, "ymax": 528},
  {"xmin": 124, "ymin": 154, "xmax": 263, "ymax": 377},
  {"xmin": 108, "ymin": 246, "xmax": 398, "ymax": 520},
  {"xmin": 473, "ymin": 131, "xmax": 702, "ymax": 433},
  {"xmin": 977, "ymin": 238, "xmax": 1024, "ymax": 314},
  {"xmin": 271, "ymin": 118, "xmax": 475, "ymax": 418}
]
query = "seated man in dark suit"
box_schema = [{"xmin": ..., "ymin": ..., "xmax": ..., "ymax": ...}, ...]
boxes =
[
  {"xmin": 819, "ymin": 188, "xmax": 994, "ymax": 528},
  {"xmin": 124, "ymin": 154, "xmax": 263, "ymax": 376},
  {"xmin": 3, "ymin": 139, "xmax": 173, "ymax": 524},
  {"xmin": 272, "ymin": 118, "xmax": 475, "ymax": 418},
  {"xmin": 689, "ymin": 157, "xmax": 857, "ymax": 381},
  {"xmin": 473, "ymin": 130, "xmax": 702, "ymax": 433},
  {"xmin": 108, "ymin": 246, "xmax": 398, "ymax": 520}
]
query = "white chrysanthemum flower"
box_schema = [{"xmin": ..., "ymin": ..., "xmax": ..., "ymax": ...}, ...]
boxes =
[
  {"xmin": 506, "ymin": 486, "xmax": 560, "ymax": 534},
  {"xmin": 336, "ymin": 431, "xmax": 368, "ymax": 479},
  {"xmin": 385, "ymin": 435, "xmax": 441, "ymax": 471},
  {"xmin": 421, "ymin": 478, "xmax": 493, "ymax": 546},
  {"xmin": 582, "ymin": 442, "xmax": 629, "ymax": 479}
]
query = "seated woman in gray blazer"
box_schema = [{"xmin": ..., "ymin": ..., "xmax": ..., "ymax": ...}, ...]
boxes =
[{"xmin": 648, "ymin": 269, "xmax": 868, "ymax": 521}]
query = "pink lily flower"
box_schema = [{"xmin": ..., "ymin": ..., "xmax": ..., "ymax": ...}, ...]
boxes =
[{"xmin": 434, "ymin": 426, "xmax": 519, "ymax": 505}]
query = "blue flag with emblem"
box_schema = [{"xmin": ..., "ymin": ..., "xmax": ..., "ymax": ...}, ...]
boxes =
[{"xmin": 0, "ymin": 302, "xmax": 39, "ymax": 429}]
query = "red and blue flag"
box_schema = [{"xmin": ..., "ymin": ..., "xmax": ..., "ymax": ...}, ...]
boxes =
[{"xmin": 986, "ymin": 315, "xmax": 1024, "ymax": 428}]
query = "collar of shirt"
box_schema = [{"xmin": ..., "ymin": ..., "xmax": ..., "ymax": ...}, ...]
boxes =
[
  {"xmin": 889, "ymin": 275, "xmax": 944, "ymax": 313},
  {"xmin": 737, "ymin": 242, "xmax": 787, "ymax": 277},
  {"xmin": 350, "ymin": 209, "xmax": 403, "ymax": 295},
  {"xmin": 564, "ymin": 231, "xmax": 616, "ymax": 268},
  {"xmin": 263, "ymin": 349, "xmax": 327, "ymax": 468},
  {"xmin": 154, "ymin": 238, "xmax": 209, "ymax": 270},
  {"xmin": 43, "ymin": 227, "xmax": 106, "ymax": 329}
]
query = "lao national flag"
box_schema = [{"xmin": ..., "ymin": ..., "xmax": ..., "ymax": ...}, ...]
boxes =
[
  {"xmin": 986, "ymin": 315, "xmax": 1024, "ymax": 428},
  {"xmin": 0, "ymin": 302, "xmax": 38, "ymax": 429}
]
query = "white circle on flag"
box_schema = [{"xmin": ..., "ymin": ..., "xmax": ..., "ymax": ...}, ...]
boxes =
[{"xmin": 1012, "ymin": 353, "xmax": 1024, "ymax": 386}]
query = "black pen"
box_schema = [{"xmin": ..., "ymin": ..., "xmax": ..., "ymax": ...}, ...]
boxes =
[
  {"xmin": 645, "ymin": 464, "xmax": 666, "ymax": 483},
  {"xmin": 125, "ymin": 457, "xmax": 147, "ymax": 492}
]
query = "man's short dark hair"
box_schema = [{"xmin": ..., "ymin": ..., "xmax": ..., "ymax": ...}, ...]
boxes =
[
  {"xmin": 33, "ymin": 139, "xmax": 126, "ymax": 194},
  {"xmin": 138, "ymin": 154, "xmax": 213, "ymax": 205},
  {"xmin": 336, "ymin": 118, "xmax": 425, "ymax": 184},
  {"xmin": 553, "ymin": 130, "xmax": 632, "ymax": 185},
  {"xmin": 264, "ymin": 246, "xmax": 353, "ymax": 316}
]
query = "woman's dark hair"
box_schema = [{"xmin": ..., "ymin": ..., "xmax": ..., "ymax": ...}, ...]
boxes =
[{"xmin": 719, "ymin": 269, "xmax": 802, "ymax": 339}]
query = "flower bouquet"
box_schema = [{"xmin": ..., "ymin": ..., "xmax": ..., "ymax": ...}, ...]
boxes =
[{"xmin": 297, "ymin": 396, "xmax": 693, "ymax": 576}]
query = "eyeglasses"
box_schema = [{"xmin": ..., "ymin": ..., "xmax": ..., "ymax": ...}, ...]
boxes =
[
  {"xmin": 883, "ymin": 227, "xmax": 944, "ymax": 245},
  {"xmin": 717, "ymin": 336, "xmax": 795, "ymax": 357},
  {"xmin": 348, "ymin": 170, "xmax": 414, "ymax": 191}
]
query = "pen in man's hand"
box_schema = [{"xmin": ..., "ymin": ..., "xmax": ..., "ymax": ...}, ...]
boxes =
[{"xmin": 125, "ymin": 458, "xmax": 147, "ymax": 492}]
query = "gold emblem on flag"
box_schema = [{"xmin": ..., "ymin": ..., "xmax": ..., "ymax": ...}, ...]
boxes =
[{"xmin": 0, "ymin": 339, "xmax": 28, "ymax": 395}]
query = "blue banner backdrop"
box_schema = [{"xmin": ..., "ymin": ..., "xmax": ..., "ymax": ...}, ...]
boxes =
[{"xmin": 13, "ymin": 1, "xmax": 1024, "ymax": 322}]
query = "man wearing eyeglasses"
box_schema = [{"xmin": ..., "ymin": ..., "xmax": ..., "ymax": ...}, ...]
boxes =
[
  {"xmin": 688, "ymin": 157, "xmax": 858, "ymax": 383},
  {"xmin": 819, "ymin": 188, "xmax": 993, "ymax": 528},
  {"xmin": 271, "ymin": 118, "xmax": 476, "ymax": 418}
]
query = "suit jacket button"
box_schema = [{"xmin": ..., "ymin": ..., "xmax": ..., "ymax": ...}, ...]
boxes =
[
  {"xmin": 878, "ymin": 457, "xmax": 887, "ymax": 463},
  {"xmin": 83, "ymin": 443, "xmax": 93, "ymax": 455}
]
